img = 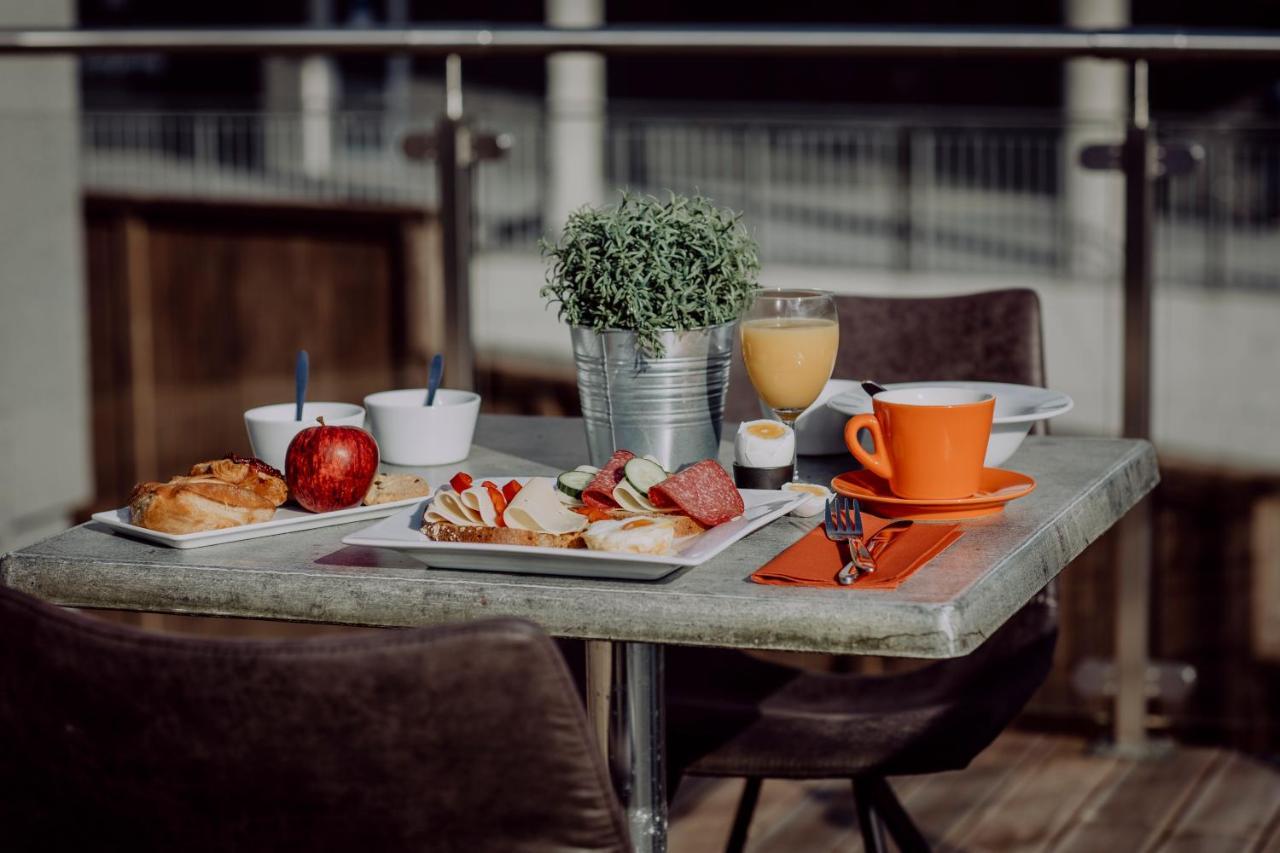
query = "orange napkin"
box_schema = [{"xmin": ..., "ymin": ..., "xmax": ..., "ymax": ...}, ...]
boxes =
[{"xmin": 751, "ymin": 514, "xmax": 963, "ymax": 589}]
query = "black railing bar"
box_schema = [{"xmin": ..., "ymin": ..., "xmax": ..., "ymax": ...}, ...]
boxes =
[{"xmin": 1, "ymin": 26, "xmax": 1280, "ymax": 61}]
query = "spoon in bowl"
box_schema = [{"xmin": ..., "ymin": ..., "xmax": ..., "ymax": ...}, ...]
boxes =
[
  {"xmin": 425, "ymin": 353, "xmax": 444, "ymax": 406},
  {"xmin": 294, "ymin": 349, "xmax": 309, "ymax": 421}
]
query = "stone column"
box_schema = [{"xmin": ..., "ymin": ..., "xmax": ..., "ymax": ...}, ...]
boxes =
[
  {"xmin": 0, "ymin": 0, "xmax": 93, "ymax": 550},
  {"xmin": 545, "ymin": 0, "xmax": 607, "ymax": 233},
  {"xmin": 1064, "ymin": 0, "xmax": 1130, "ymax": 278},
  {"xmin": 385, "ymin": 0, "xmax": 412, "ymax": 121},
  {"xmin": 262, "ymin": 0, "xmax": 336, "ymax": 178}
]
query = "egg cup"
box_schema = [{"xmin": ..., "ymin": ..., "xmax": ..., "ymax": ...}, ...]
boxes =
[{"xmin": 733, "ymin": 463, "xmax": 795, "ymax": 491}]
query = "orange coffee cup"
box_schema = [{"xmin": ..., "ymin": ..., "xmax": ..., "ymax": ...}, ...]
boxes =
[{"xmin": 843, "ymin": 388, "xmax": 995, "ymax": 499}]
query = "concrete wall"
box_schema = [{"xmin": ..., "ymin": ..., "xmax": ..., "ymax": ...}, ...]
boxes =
[{"xmin": 0, "ymin": 0, "xmax": 92, "ymax": 550}]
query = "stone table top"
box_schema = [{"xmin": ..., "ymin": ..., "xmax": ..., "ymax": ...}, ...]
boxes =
[{"xmin": 0, "ymin": 416, "xmax": 1158, "ymax": 658}]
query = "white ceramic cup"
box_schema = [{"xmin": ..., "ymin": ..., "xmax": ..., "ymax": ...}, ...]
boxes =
[
  {"xmin": 363, "ymin": 388, "xmax": 481, "ymax": 466},
  {"xmin": 243, "ymin": 402, "xmax": 367, "ymax": 473}
]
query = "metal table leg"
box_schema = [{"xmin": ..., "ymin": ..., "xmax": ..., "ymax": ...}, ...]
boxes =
[{"xmin": 586, "ymin": 639, "xmax": 667, "ymax": 853}]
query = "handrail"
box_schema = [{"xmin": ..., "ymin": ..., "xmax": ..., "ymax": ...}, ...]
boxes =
[{"xmin": 0, "ymin": 25, "xmax": 1279, "ymax": 61}]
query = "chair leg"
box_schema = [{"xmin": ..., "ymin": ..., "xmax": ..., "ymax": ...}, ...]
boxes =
[
  {"xmin": 861, "ymin": 776, "xmax": 931, "ymax": 853},
  {"xmin": 724, "ymin": 777, "xmax": 762, "ymax": 853},
  {"xmin": 852, "ymin": 778, "xmax": 888, "ymax": 853}
]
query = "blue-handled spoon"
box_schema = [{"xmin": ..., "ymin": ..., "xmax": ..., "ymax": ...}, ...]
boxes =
[
  {"xmin": 425, "ymin": 353, "xmax": 444, "ymax": 406},
  {"xmin": 295, "ymin": 349, "xmax": 309, "ymax": 421}
]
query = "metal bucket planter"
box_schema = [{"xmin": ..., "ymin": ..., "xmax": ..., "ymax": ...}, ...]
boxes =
[{"xmin": 571, "ymin": 322, "xmax": 736, "ymax": 471}]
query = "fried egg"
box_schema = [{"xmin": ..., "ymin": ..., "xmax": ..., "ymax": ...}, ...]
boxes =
[
  {"xmin": 583, "ymin": 517, "xmax": 676, "ymax": 555},
  {"xmin": 734, "ymin": 419, "xmax": 795, "ymax": 469},
  {"xmin": 781, "ymin": 482, "xmax": 833, "ymax": 517}
]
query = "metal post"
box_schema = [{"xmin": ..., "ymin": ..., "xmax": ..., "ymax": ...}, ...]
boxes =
[
  {"xmin": 894, "ymin": 124, "xmax": 914, "ymax": 270},
  {"xmin": 1113, "ymin": 59, "xmax": 1155, "ymax": 754},
  {"xmin": 436, "ymin": 53, "xmax": 475, "ymax": 390},
  {"xmin": 587, "ymin": 640, "xmax": 667, "ymax": 853},
  {"xmin": 1205, "ymin": 129, "xmax": 1228, "ymax": 289},
  {"xmin": 585, "ymin": 639, "xmax": 612, "ymax": 761}
]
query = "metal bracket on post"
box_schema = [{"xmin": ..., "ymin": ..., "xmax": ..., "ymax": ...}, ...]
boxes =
[
  {"xmin": 1075, "ymin": 62, "xmax": 1202, "ymax": 758},
  {"xmin": 398, "ymin": 55, "xmax": 511, "ymax": 393}
]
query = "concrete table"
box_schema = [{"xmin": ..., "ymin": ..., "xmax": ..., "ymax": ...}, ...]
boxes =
[{"xmin": 0, "ymin": 415, "xmax": 1158, "ymax": 853}]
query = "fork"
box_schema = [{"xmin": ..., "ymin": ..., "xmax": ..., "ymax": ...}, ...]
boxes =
[{"xmin": 824, "ymin": 496, "xmax": 877, "ymax": 585}]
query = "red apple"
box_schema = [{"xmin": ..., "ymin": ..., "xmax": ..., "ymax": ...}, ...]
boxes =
[{"xmin": 285, "ymin": 417, "xmax": 380, "ymax": 513}]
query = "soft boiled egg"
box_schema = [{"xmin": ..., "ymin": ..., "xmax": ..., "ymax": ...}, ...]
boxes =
[
  {"xmin": 735, "ymin": 419, "xmax": 795, "ymax": 469},
  {"xmin": 781, "ymin": 482, "xmax": 833, "ymax": 518},
  {"xmin": 583, "ymin": 517, "xmax": 676, "ymax": 555}
]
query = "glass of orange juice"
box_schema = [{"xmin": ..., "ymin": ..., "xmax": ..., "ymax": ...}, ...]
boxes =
[{"xmin": 740, "ymin": 288, "xmax": 839, "ymax": 481}]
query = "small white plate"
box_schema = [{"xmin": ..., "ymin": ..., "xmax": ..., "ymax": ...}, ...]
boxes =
[
  {"xmin": 342, "ymin": 480, "xmax": 805, "ymax": 581},
  {"xmin": 827, "ymin": 380, "xmax": 1073, "ymax": 423},
  {"xmin": 826, "ymin": 380, "xmax": 1074, "ymax": 467},
  {"xmin": 91, "ymin": 495, "xmax": 429, "ymax": 550}
]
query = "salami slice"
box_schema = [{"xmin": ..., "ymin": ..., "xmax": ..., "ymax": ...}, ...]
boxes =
[
  {"xmin": 582, "ymin": 450, "xmax": 636, "ymax": 508},
  {"xmin": 648, "ymin": 459, "xmax": 745, "ymax": 527}
]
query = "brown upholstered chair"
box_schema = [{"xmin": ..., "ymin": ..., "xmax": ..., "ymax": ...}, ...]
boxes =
[
  {"xmin": 671, "ymin": 288, "xmax": 1056, "ymax": 853},
  {"xmin": 0, "ymin": 586, "xmax": 630, "ymax": 853}
]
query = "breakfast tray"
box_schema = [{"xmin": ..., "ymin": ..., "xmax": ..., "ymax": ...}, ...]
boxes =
[{"xmin": 343, "ymin": 484, "xmax": 803, "ymax": 581}]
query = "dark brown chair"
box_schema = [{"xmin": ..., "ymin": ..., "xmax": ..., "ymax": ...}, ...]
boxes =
[
  {"xmin": 675, "ymin": 288, "xmax": 1056, "ymax": 852},
  {"xmin": 0, "ymin": 586, "xmax": 630, "ymax": 853}
]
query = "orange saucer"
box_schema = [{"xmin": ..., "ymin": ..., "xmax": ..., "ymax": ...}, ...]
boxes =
[{"xmin": 830, "ymin": 468, "xmax": 1037, "ymax": 520}]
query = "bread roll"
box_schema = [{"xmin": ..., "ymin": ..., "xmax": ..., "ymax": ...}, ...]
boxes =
[{"xmin": 363, "ymin": 473, "xmax": 430, "ymax": 506}]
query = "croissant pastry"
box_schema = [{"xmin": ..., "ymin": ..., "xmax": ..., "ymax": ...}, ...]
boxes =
[
  {"xmin": 129, "ymin": 476, "xmax": 276, "ymax": 534},
  {"xmin": 189, "ymin": 454, "xmax": 288, "ymax": 507}
]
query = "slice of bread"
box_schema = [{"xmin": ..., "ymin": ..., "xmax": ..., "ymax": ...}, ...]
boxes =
[
  {"xmin": 422, "ymin": 521, "xmax": 587, "ymax": 549},
  {"xmin": 421, "ymin": 510, "xmax": 706, "ymax": 550}
]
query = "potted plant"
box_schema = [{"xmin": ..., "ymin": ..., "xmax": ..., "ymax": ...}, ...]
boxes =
[{"xmin": 541, "ymin": 192, "xmax": 761, "ymax": 469}]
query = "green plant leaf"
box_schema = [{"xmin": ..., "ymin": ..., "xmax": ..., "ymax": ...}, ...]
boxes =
[{"xmin": 540, "ymin": 191, "xmax": 760, "ymax": 358}]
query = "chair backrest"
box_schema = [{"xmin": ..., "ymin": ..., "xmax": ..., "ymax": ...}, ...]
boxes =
[
  {"xmin": 0, "ymin": 586, "xmax": 630, "ymax": 853},
  {"xmin": 725, "ymin": 288, "xmax": 1045, "ymax": 422}
]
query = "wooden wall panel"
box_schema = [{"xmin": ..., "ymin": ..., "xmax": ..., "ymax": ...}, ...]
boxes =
[{"xmin": 82, "ymin": 194, "xmax": 437, "ymax": 512}]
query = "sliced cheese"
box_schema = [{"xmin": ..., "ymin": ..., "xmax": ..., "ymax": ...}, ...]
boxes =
[
  {"xmin": 459, "ymin": 485, "xmax": 501, "ymax": 526},
  {"xmin": 613, "ymin": 478, "xmax": 678, "ymax": 514},
  {"xmin": 504, "ymin": 477, "xmax": 588, "ymax": 534},
  {"xmin": 425, "ymin": 490, "xmax": 483, "ymax": 526}
]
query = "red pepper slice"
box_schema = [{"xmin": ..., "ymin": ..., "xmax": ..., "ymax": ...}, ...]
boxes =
[
  {"xmin": 481, "ymin": 480, "xmax": 507, "ymax": 527},
  {"xmin": 449, "ymin": 472, "xmax": 473, "ymax": 493},
  {"xmin": 501, "ymin": 479, "xmax": 523, "ymax": 502},
  {"xmin": 572, "ymin": 506, "xmax": 613, "ymax": 523}
]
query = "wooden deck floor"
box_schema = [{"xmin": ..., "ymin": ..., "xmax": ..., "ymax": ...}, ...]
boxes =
[{"xmin": 669, "ymin": 731, "xmax": 1280, "ymax": 852}]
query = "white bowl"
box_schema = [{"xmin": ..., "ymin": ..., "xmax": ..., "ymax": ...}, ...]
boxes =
[
  {"xmin": 826, "ymin": 381, "xmax": 1074, "ymax": 468},
  {"xmin": 243, "ymin": 402, "xmax": 367, "ymax": 473},
  {"xmin": 364, "ymin": 388, "xmax": 481, "ymax": 466}
]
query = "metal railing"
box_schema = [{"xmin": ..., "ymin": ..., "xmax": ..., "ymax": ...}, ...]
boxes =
[
  {"xmin": 77, "ymin": 109, "xmax": 1280, "ymax": 290},
  {"xmin": 4, "ymin": 25, "xmax": 1280, "ymax": 60}
]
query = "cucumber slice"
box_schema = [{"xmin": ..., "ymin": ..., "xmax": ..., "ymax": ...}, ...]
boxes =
[
  {"xmin": 574, "ymin": 464, "xmax": 600, "ymax": 475},
  {"xmin": 624, "ymin": 457, "xmax": 668, "ymax": 495},
  {"xmin": 641, "ymin": 455, "xmax": 669, "ymax": 473},
  {"xmin": 556, "ymin": 489, "xmax": 584, "ymax": 507},
  {"xmin": 556, "ymin": 470, "xmax": 594, "ymax": 500}
]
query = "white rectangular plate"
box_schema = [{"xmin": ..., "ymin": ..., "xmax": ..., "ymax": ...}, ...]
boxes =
[
  {"xmin": 342, "ymin": 482, "xmax": 804, "ymax": 581},
  {"xmin": 91, "ymin": 495, "xmax": 429, "ymax": 550}
]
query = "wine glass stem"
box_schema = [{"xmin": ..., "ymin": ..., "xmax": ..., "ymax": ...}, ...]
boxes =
[{"xmin": 777, "ymin": 411, "xmax": 802, "ymax": 482}]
